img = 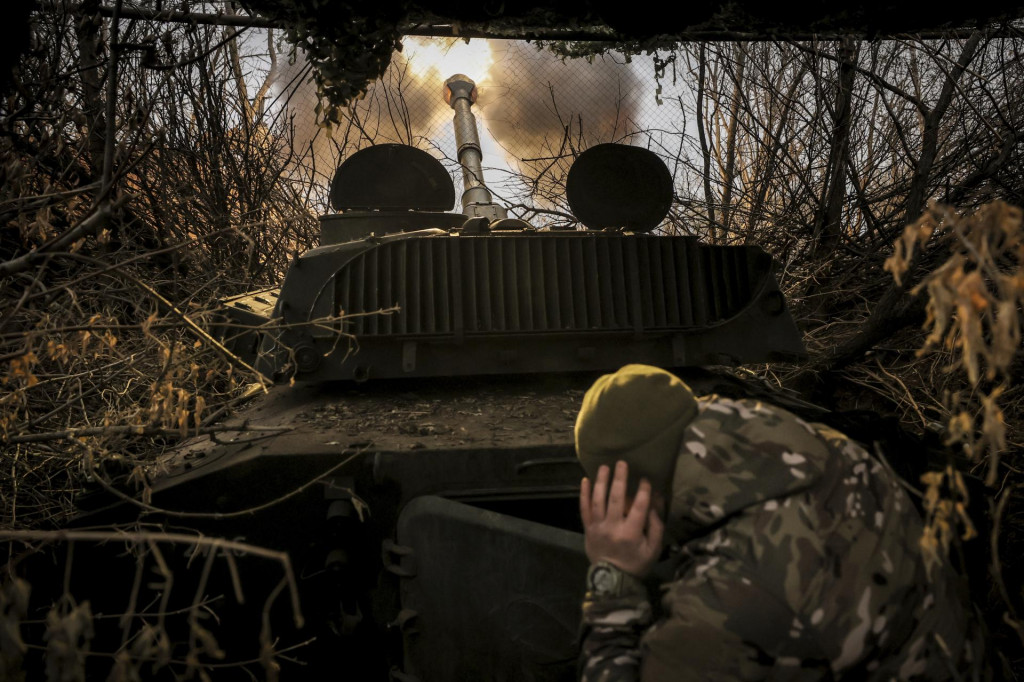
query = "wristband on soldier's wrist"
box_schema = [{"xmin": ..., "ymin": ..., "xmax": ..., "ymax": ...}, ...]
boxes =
[{"xmin": 585, "ymin": 561, "xmax": 646, "ymax": 600}]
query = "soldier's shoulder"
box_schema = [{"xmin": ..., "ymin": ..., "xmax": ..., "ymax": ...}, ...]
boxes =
[{"xmin": 692, "ymin": 396, "xmax": 836, "ymax": 461}]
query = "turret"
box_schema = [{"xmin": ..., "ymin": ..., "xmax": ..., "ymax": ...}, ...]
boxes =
[{"xmin": 215, "ymin": 72, "xmax": 806, "ymax": 383}]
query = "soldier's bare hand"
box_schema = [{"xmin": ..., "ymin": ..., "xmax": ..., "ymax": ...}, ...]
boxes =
[{"xmin": 580, "ymin": 461, "xmax": 665, "ymax": 578}]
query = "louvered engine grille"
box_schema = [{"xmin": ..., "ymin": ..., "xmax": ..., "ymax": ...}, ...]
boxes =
[{"xmin": 334, "ymin": 235, "xmax": 762, "ymax": 337}]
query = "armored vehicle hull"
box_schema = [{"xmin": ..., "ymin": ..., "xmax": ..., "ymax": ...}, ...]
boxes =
[
  {"xmin": 61, "ymin": 369, "xmax": 816, "ymax": 681},
  {"xmin": 16, "ymin": 76, "xmax": 811, "ymax": 680}
]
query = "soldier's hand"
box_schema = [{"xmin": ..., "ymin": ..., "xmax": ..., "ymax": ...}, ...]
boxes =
[{"xmin": 580, "ymin": 460, "xmax": 665, "ymax": 578}]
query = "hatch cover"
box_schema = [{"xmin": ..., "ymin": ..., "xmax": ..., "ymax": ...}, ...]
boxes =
[
  {"xmin": 330, "ymin": 144, "xmax": 456, "ymax": 212},
  {"xmin": 566, "ymin": 143, "xmax": 673, "ymax": 232},
  {"xmin": 395, "ymin": 495, "xmax": 587, "ymax": 681}
]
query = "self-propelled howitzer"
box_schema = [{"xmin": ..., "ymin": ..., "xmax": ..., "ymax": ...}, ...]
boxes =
[
  {"xmin": 219, "ymin": 74, "xmax": 805, "ymax": 383},
  {"xmin": 27, "ymin": 74, "xmax": 808, "ymax": 681}
]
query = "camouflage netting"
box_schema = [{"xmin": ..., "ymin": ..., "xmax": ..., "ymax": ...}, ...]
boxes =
[{"xmin": 2, "ymin": 0, "xmax": 1024, "ymax": 678}]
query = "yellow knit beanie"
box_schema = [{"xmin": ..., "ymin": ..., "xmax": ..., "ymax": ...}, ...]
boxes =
[{"xmin": 574, "ymin": 364, "xmax": 697, "ymax": 493}]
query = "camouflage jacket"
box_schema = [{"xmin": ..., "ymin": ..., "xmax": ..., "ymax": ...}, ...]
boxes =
[{"xmin": 580, "ymin": 396, "xmax": 979, "ymax": 682}]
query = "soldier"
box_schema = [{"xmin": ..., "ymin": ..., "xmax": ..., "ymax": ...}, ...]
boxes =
[{"xmin": 575, "ymin": 364, "xmax": 979, "ymax": 681}]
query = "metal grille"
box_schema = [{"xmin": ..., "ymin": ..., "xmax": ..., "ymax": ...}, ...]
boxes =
[{"xmin": 335, "ymin": 235, "xmax": 761, "ymax": 337}]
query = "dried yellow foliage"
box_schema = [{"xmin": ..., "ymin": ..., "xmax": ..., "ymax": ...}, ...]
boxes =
[
  {"xmin": 887, "ymin": 201, "xmax": 1024, "ymax": 485},
  {"xmin": 3, "ymin": 352, "xmax": 38, "ymax": 388},
  {"xmin": 44, "ymin": 340, "xmax": 70, "ymax": 365},
  {"xmin": 919, "ymin": 466, "xmax": 977, "ymax": 581},
  {"xmin": 885, "ymin": 207, "xmax": 940, "ymax": 286},
  {"xmin": 143, "ymin": 341, "xmax": 209, "ymax": 437}
]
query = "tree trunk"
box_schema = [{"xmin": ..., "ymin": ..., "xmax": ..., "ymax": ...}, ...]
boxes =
[
  {"xmin": 73, "ymin": 0, "xmax": 107, "ymax": 181},
  {"xmin": 696, "ymin": 44, "xmax": 717, "ymax": 232},
  {"xmin": 811, "ymin": 32, "xmax": 986, "ymax": 375},
  {"xmin": 718, "ymin": 43, "xmax": 746, "ymax": 238},
  {"xmin": 814, "ymin": 37, "xmax": 858, "ymax": 257}
]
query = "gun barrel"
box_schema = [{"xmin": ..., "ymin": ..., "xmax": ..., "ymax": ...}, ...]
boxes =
[{"xmin": 443, "ymin": 74, "xmax": 506, "ymax": 220}]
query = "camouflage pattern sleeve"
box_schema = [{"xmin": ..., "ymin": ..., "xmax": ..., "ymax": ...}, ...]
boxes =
[
  {"xmin": 640, "ymin": 559, "xmax": 832, "ymax": 682},
  {"xmin": 579, "ymin": 591, "xmax": 652, "ymax": 682}
]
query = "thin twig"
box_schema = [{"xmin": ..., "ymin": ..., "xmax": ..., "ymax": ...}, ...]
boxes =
[
  {"xmin": 78, "ymin": 444, "xmax": 367, "ymax": 521},
  {"xmin": 1, "ymin": 529, "xmax": 303, "ymax": 628}
]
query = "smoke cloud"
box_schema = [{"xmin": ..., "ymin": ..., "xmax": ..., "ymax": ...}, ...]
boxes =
[
  {"xmin": 269, "ymin": 39, "xmax": 644, "ymax": 214},
  {"xmin": 477, "ymin": 42, "xmax": 641, "ymax": 162}
]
